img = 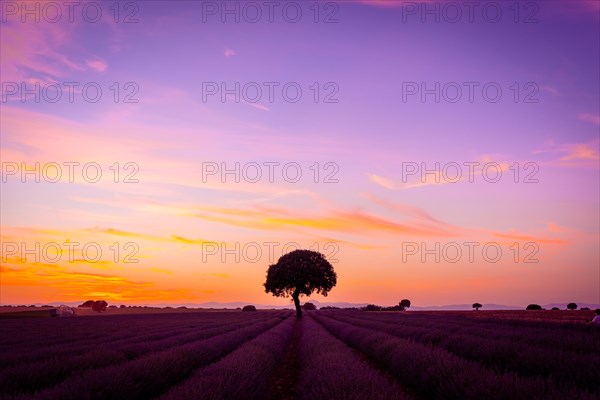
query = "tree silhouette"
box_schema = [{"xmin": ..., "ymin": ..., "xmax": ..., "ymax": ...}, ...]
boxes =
[
  {"xmin": 78, "ymin": 300, "xmax": 95, "ymax": 308},
  {"xmin": 399, "ymin": 299, "xmax": 411, "ymax": 311},
  {"xmin": 567, "ymin": 302, "xmax": 577, "ymax": 310},
  {"xmin": 242, "ymin": 305, "xmax": 256, "ymax": 311},
  {"xmin": 303, "ymin": 302, "xmax": 317, "ymax": 311},
  {"xmin": 526, "ymin": 304, "xmax": 542, "ymax": 310},
  {"xmin": 91, "ymin": 300, "xmax": 108, "ymax": 312},
  {"xmin": 264, "ymin": 249, "xmax": 336, "ymax": 318},
  {"xmin": 472, "ymin": 302, "xmax": 482, "ymax": 311}
]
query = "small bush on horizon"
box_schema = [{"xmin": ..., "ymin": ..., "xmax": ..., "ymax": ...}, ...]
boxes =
[{"xmin": 526, "ymin": 304, "xmax": 543, "ymax": 310}]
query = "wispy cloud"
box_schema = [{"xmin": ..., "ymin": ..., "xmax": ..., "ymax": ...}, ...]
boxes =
[
  {"xmin": 247, "ymin": 102, "xmax": 270, "ymax": 112},
  {"xmin": 578, "ymin": 113, "xmax": 600, "ymax": 126},
  {"xmin": 369, "ymin": 157, "xmax": 512, "ymax": 190},
  {"xmin": 368, "ymin": 174, "xmax": 396, "ymax": 189},
  {"xmin": 493, "ymin": 232, "xmax": 568, "ymax": 245},
  {"xmin": 86, "ymin": 58, "xmax": 108, "ymax": 72},
  {"xmin": 190, "ymin": 204, "xmax": 455, "ymax": 237},
  {"xmin": 547, "ymin": 223, "xmax": 576, "ymax": 234},
  {"xmin": 559, "ymin": 143, "xmax": 599, "ymax": 162}
]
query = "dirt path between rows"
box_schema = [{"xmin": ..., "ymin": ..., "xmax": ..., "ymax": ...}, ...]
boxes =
[{"xmin": 267, "ymin": 317, "xmax": 302, "ymax": 400}]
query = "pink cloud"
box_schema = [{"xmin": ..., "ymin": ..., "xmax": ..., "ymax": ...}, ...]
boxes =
[
  {"xmin": 547, "ymin": 223, "xmax": 576, "ymax": 234},
  {"xmin": 368, "ymin": 174, "xmax": 395, "ymax": 189},
  {"xmin": 86, "ymin": 59, "xmax": 108, "ymax": 72},
  {"xmin": 0, "ymin": 21, "xmax": 78, "ymax": 82},
  {"xmin": 559, "ymin": 143, "xmax": 599, "ymax": 162},
  {"xmin": 578, "ymin": 113, "xmax": 600, "ymax": 126},
  {"xmin": 224, "ymin": 48, "xmax": 236, "ymax": 58}
]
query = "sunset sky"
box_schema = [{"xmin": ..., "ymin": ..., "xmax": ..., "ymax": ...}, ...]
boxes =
[{"xmin": 1, "ymin": 0, "xmax": 598, "ymax": 308}]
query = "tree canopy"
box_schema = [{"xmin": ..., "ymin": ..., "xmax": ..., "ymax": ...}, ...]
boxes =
[
  {"xmin": 399, "ymin": 299, "xmax": 411, "ymax": 310},
  {"xmin": 264, "ymin": 249, "xmax": 336, "ymax": 318}
]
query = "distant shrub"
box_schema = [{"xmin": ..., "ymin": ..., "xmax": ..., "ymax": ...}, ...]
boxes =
[
  {"xmin": 526, "ymin": 304, "xmax": 542, "ymax": 310},
  {"xmin": 177, "ymin": 306, "xmax": 187, "ymax": 309},
  {"xmin": 303, "ymin": 302, "xmax": 317, "ymax": 311},
  {"xmin": 79, "ymin": 300, "xmax": 95, "ymax": 308},
  {"xmin": 472, "ymin": 303, "xmax": 482, "ymax": 311},
  {"xmin": 321, "ymin": 306, "xmax": 340, "ymax": 310},
  {"xmin": 567, "ymin": 303, "xmax": 577, "ymax": 310},
  {"xmin": 551, "ymin": 307, "xmax": 560, "ymax": 310},
  {"xmin": 119, "ymin": 305, "xmax": 127, "ymax": 308},
  {"xmin": 363, "ymin": 304, "xmax": 382, "ymax": 311},
  {"xmin": 108, "ymin": 305, "xmax": 117, "ymax": 309},
  {"xmin": 242, "ymin": 305, "xmax": 257, "ymax": 311},
  {"xmin": 580, "ymin": 307, "xmax": 590, "ymax": 311},
  {"xmin": 91, "ymin": 300, "xmax": 108, "ymax": 312}
]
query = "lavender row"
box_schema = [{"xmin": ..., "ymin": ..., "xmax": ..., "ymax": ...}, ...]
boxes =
[
  {"xmin": 327, "ymin": 310, "xmax": 599, "ymax": 354},
  {"xmin": 326, "ymin": 312, "xmax": 600, "ymax": 394},
  {"xmin": 298, "ymin": 315, "xmax": 412, "ymax": 400},
  {"xmin": 159, "ymin": 315, "xmax": 296, "ymax": 400},
  {"xmin": 0, "ymin": 312, "xmax": 257, "ymax": 351},
  {"xmin": 11, "ymin": 316, "xmax": 285, "ymax": 400},
  {"xmin": 1, "ymin": 314, "xmax": 276, "ymax": 396},
  {"xmin": 313, "ymin": 314, "xmax": 593, "ymax": 400},
  {"xmin": 0, "ymin": 313, "xmax": 264, "ymax": 370}
]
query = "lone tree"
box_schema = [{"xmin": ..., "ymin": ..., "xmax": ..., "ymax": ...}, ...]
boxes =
[
  {"xmin": 472, "ymin": 302, "xmax": 482, "ymax": 311},
  {"xmin": 399, "ymin": 299, "xmax": 411, "ymax": 311},
  {"xmin": 567, "ymin": 302, "xmax": 577, "ymax": 310},
  {"xmin": 264, "ymin": 249, "xmax": 336, "ymax": 318}
]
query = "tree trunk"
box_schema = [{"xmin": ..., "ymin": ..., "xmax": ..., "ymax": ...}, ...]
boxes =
[{"xmin": 292, "ymin": 289, "xmax": 302, "ymax": 318}]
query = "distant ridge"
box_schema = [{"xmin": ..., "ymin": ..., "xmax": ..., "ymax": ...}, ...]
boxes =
[{"xmin": 13, "ymin": 301, "xmax": 600, "ymax": 310}]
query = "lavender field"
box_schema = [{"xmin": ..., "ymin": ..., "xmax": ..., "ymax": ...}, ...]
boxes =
[{"xmin": 0, "ymin": 310, "xmax": 598, "ymax": 400}]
